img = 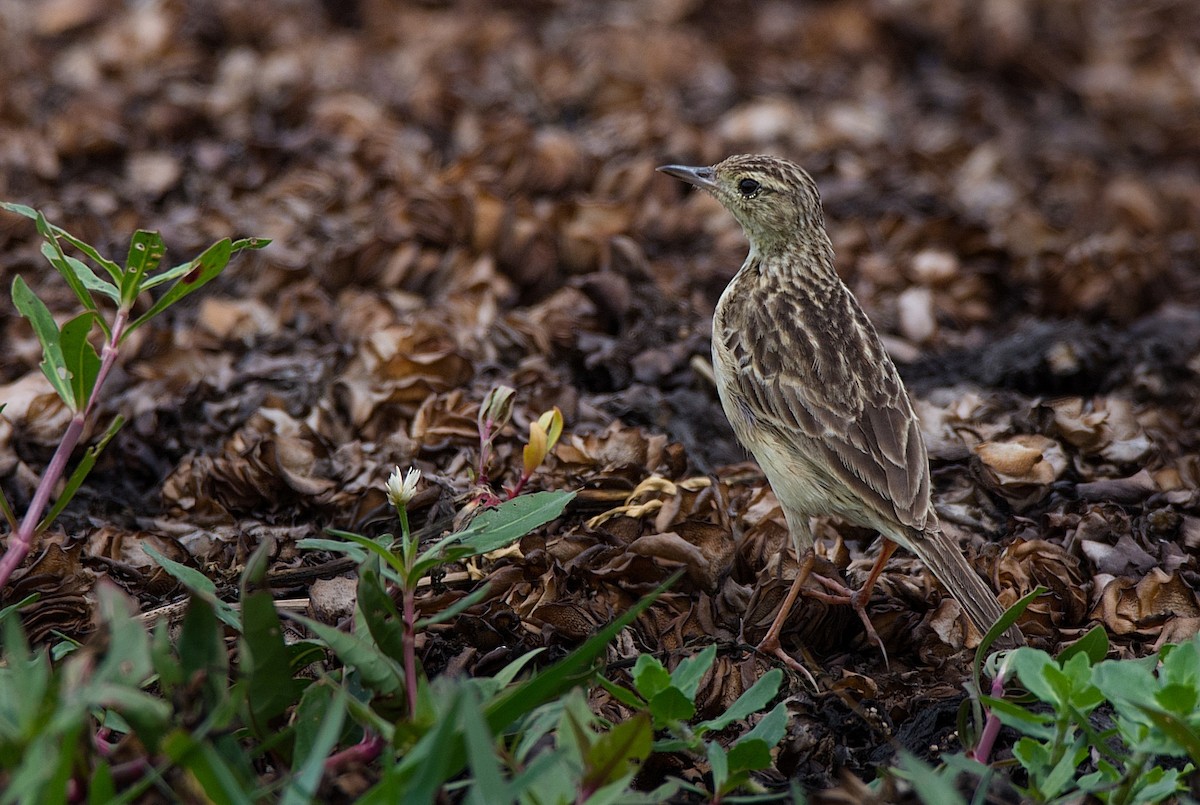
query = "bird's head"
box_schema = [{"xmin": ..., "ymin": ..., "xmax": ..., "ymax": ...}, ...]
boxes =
[{"xmin": 657, "ymin": 154, "xmax": 825, "ymax": 256}]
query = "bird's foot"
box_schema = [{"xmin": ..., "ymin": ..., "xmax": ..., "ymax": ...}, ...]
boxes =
[
  {"xmin": 804, "ymin": 574, "xmax": 890, "ymax": 669},
  {"xmin": 755, "ymin": 632, "xmax": 817, "ymax": 689}
]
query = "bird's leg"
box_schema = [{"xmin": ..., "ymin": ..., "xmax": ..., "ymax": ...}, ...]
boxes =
[
  {"xmin": 754, "ymin": 551, "xmax": 818, "ymax": 687},
  {"xmin": 805, "ymin": 539, "xmax": 899, "ymax": 665}
]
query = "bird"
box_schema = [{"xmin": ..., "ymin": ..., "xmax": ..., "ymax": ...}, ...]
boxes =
[{"xmin": 657, "ymin": 154, "xmax": 1024, "ymax": 672}]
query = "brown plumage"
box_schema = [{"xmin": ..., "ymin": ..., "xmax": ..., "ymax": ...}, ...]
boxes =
[{"xmin": 658, "ymin": 155, "xmax": 1023, "ymax": 667}]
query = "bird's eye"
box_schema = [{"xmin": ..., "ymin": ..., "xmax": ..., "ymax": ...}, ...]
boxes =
[{"xmin": 737, "ymin": 178, "xmax": 761, "ymax": 197}]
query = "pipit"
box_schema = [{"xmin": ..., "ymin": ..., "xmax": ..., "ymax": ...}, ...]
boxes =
[{"xmin": 659, "ymin": 155, "xmax": 1024, "ymax": 671}]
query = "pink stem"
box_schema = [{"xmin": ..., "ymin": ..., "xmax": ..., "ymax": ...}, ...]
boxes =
[
  {"xmin": 507, "ymin": 471, "xmax": 531, "ymax": 500},
  {"xmin": 967, "ymin": 669, "xmax": 1008, "ymax": 764},
  {"xmin": 402, "ymin": 587, "xmax": 419, "ymax": 717},
  {"xmin": 0, "ymin": 310, "xmax": 128, "ymax": 591},
  {"xmin": 324, "ymin": 733, "xmax": 386, "ymax": 771}
]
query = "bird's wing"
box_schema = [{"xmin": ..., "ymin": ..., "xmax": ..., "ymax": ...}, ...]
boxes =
[{"xmin": 723, "ymin": 292, "xmax": 932, "ymax": 535}]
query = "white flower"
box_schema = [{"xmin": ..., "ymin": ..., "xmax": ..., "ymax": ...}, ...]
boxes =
[{"xmin": 386, "ymin": 466, "xmax": 421, "ymax": 511}]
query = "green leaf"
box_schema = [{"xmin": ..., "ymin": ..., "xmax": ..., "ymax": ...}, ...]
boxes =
[
  {"xmin": 489, "ymin": 648, "xmax": 545, "ymax": 689},
  {"xmin": 979, "ymin": 695, "xmax": 1056, "ymax": 739},
  {"xmin": 451, "ymin": 490, "xmax": 575, "ymax": 557},
  {"xmin": 142, "ymin": 545, "xmax": 240, "ymax": 630},
  {"xmin": 332, "ymin": 531, "xmax": 406, "ymax": 577},
  {"xmin": 725, "ymin": 737, "xmax": 772, "ymax": 775},
  {"xmin": 87, "ymin": 761, "xmax": 116, "ymax": 805},
  {"xmin": 1056, "ymin": 624, "xmax": 1109, "ymax": 666},
  {"xmin": 583, "ymin": 711, "xmax": 652, "ymax": 791},
  {"xmin": 358, "ymin": 568, "xmax": 407, "ymax": 663},
  {"xmin": 38, "ymin": 242, "xmax": 111, "ymax": 312},
  {"xmin": 140, "ymin": 238, "xmax": 269, "ymax": 291},
  {"xmin": 595, "ymin": 677, "xmax": 645, "ymax": 713},
  {"xmin": 1132, "ymin": 706, "xmax": 1200, "ymax": 762},
  {"xmin": 162, "ymin": 730, "xmax": 255, "ymax": 805},
  {"xmin": 126, "ymin": 237, "xmax": 233, "ymax": 335},
  {"xmin": 240, "ymin": 591, "xmax": 314, "ymax": 731},
  {"xmin": 414, "ymin": 583, "xmax": 490, "ymax": 629},
  {"xmin": 461, "ymin": 688, "xmax": 507, "ymax": 805},
  {"xmin": 0, "ymin": 201, "xmax": 39, "ymax": 220},
  {"xmin": 670, "ymin": 644, "xmax": 716, "ymax": 701},
  {"xmin": 286, "ymin": 613, "xmax": 404, "ymax": 696},
  {"xmin": 632, "ymin": 654, "xmax": 671, "ymax": 699},
  {"xmin": 284, "ymin": 683, "xmax": 347, "ymax": 805},
  {"xmin": 58, "ymin": 312, "xmax": 100, "ymax": 410},
  {"xmin": 698, "ymin": 668, "xmax": 782, "ymax": 733},
  {"xmin": 894, "ymin": 752, "xmax": 968, "ymax": 805},
  {"xmin": 12, "ymin": 276, "xmax": 73, "ymax": 409},
  {"xmin": 177, "ymin": 596, "xmax": 230, "ymax": 709},
  {"xmin": 1010, "ymin": 648, "xmax": 1065, "ymax": 707},
  {"xmin": 387, "ymin": 683, "xmax": 467, "ymax": 805},
  {"xmin": 648, "ymin": 687, "xmax": 695, "ymax": 724},
  {"xmin": 120, "ymin": 230, "xmax": 166, "ymax": 303},
  {"xmin": 1041, "ymin": 735, "xmax": 1088, "ymax": 799},
  {"xmin": 485, "ymin": 574, "xmax": 677, "ymax": 734},
  {"xmin": 706, "ymin": 741, "xmax": 729, "ymax": 794},
  {"xmin": 739, "ymin": 701, "xmax": 788, "ymax": 749},
  {"xmin": 31, "ymin": 210, "xmax": 124, "ymax": 285},
  {"xmin": 299, "ymin": 535, "xmax": 369, "ymax": 564},
  {"xmin": 37, "ymin": 415, "xmax": 124, "ymax": 534}
]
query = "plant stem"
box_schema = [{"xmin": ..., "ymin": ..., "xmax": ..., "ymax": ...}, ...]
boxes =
[
  {"xmin": 324, "ymin": 733, "xmax": 386, "ymax": 771},
  {"xmin": 967, "ymin": 668, "xmax": 1008, "ymax": 764},
  {"xmin": 0, "ymin": 310, "xmax": 128, "ymax": 591},
  {"xmin": 402, "ymin": 585, "xmax": 419, "ymax": 717},
  {"xmin": 1110, "ymin": 752, "xmax": 1148, "ymax": 805}
]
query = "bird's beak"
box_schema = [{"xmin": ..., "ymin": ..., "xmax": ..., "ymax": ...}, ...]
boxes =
[{"xmin": 657, "ymin": 164, "xmax": 718, "ymax": 191}]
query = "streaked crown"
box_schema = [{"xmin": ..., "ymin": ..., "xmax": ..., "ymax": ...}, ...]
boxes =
[{"xmin": 658, "ymin": 154, "xmax": 826, "ymax": 255}]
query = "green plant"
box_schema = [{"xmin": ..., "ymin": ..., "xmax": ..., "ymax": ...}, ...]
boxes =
[
  {"xmin": 892, "ymin": 609, "xmax": 1200, "ymax": 805},
  {"xmin": 0, "ymin": 202, "xmax": 268, "ymax": 590},
  {"xmin": 600, "ymin": 644, "xmax": 789, "ymax": 802},
  {"xmin": 982, "ymin": 634, "xmax": 1199, "ymax": 803}
]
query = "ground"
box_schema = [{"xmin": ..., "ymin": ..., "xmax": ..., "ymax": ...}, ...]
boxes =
[{"xmin": 1, "ymin": 0, "xmax": 1199, "ymax": 799}]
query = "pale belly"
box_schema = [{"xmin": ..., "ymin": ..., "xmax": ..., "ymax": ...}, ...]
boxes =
[{"xmin": 712, "ymin": 340, "xmax": 881, "ymax": 547}]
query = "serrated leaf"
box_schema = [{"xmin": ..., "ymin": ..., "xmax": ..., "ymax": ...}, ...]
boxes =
[{"xmin": 11, "ymin": 276, "xmax": 73, "ymax": 409}]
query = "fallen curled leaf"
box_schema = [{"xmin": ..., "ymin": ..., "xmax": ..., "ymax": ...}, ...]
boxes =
[{"xmin": 1090, "ymin": 569, "xmax": 1200, "ymax": 638}]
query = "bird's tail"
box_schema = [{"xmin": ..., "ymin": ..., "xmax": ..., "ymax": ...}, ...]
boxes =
[{"xmin": 909, "ymin": 525, "xmax": 1025, "ymax": 648}]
